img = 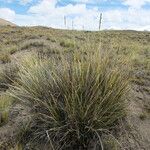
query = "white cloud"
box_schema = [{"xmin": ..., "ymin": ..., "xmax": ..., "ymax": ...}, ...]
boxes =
[
  {"xmin": 103, "ymin": 8, "xmax": 150, "ymax": 30},
  {"xmin": 27, "ymin": 0, "xmax": 150, "ymax": 30},
  {"xmin": 28, "ymin": 0, "xmax": 87, "ymax": 15},
  {"xmin": 0, "ymin": 8, "xmax": 15, "ymax": 21},
  {"xmin": 27, "ymin": 0, "xmax": 99, "ymax": 29},
  {"xmin": 0, "ymin": 0, "xmax": 150, "ymax": 31},
  {"xmin": 28, "ymin": 0, "xmax": 57, "ymax": 14},
  {"xmin": 123, "ymin": 0, "xmax": 150, "ymax": 9}
]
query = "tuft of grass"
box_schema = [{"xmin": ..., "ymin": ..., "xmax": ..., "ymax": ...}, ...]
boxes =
[
  {"xmin": 9, "ymin": 143, "xmax": 23, "ymax": 150},
  {"xmin": 0, "ymin": 52, "xmax": 11, "ymax": 64},
  {"xmin": 144, "ymin": 105, "xmax": 150, "ymax": 114},
  {"xmin": 10, "ymin": 49, "xmax": 129, "ymax": 149},
  {"xmin": 139, "ymin": 113, "xmax": 147, "ymax": 120},
  {"xmin": 20, "ymin": 39, "xmax": 46, "ymax": 50},
  {"xmin": 60, "ymin": 39, "xmax": 75, "ymax": 48},
  {"xmin": 0, "ymin": 93, "xmax": 13, "ymax": 126},
  {"xmin": 8, "ymin": 45, "xmax": 18, "ymax": 54},
  {"xmin": 0, "ymin": 63, "xmax": 18, "ymax": 90},
  {"xmin": 103, "ymin": 135, "xmax": 120, "ymax": 150}
]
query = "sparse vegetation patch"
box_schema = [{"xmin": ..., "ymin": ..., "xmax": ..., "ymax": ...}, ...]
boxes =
[{"xmin": 0, "ymin": 26, "xmax": 149, "ymax": 150}]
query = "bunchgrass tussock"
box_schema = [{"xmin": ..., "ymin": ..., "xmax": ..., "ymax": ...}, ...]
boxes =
[
  {"xmin": 60, "ymin": 39, "xmax": 75, "ymax": 48},
  {"xmin": 0, "ymin": 93, "xmax": 13, "ymax": 126},
  {"xmin": 0, "ymin": 52, "xmax": 11, "ymax": 64},
  {"xmin": 9, "ymin": 49, "xmax": 130, "ymax": 149},
  {"xmin": 0, "ymin": 63, "xmax": 18, "ymax": 90}
]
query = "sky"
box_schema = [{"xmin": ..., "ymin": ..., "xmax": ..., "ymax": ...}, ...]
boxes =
[{"xmin": 0, "ymin": 0, "xmax": 150, "ymax": 30}]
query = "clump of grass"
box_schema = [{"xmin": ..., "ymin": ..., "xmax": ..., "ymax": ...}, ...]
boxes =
[
  {"xmin": 0, "ymin": 52, "xmax": 11, "ymax": 64},
  {"xmin": 103, "ymin": 135, "xmax": 120, "ymax": 150},
  {"xmin": 9, "ymin": 143, "xmax": 23, "ymax": 150},
  {"xmin": 60, "ymin": 39, "xmax": 75, "ymax": 48},
  {"xmin": 0, "ymin": 93, "xmax": 13, "ymax": 126},
  {"xmin": 144, "ymin": 104, "xmax": 150, "ymax": 114},
  {"xmin": 50, "ymin": 38, "xmax": 56, "ymax": 43},
  {"xmin": 10, "ymin": 49, "xmax": 129, "ymax": 149},
  {"xmin": 46, "ymin": 37, "xmax": 56, "ymax": 42},
  {"xmin": 37, "ymin": 43, "xmax": 61, "ymax": 57},
  {"xmin": 14, "ymin": 145, "xmax": 23, "ymax": 150},
  {"xmin": 21, "ymin": 39, "xmax": 46, "ymax": 50},
  {"xmin": 8, "ymin": 45, "xmax": 18, "ymax": 54},
  {"xmin": 0, "ymin": 63, "xmax": 18, "ymax": 90},
  {"xmin": 139, "ymin": 113, "xmax": 147, "ymax": 120}
]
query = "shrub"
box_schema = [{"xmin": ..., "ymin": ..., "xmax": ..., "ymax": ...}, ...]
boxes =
[
  {"xmin": 10, "ymin": 49, "xmax": 129, "ymax": 149},
  {"xmin": 0, "ymin": 52, "xmax": 11, "ymax": 64}
]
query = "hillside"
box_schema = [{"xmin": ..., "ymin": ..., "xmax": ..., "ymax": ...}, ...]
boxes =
[
  {"xmin": 0, "ymin": 18, "xmax": 16, "ymax": 26},
  {"xmin": 0, "ymin": 26, "xmax": 149, "ymax": 150}
]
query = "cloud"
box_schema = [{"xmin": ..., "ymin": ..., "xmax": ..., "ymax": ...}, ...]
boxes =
[
  {"xmin": 28, "ymin": 0, "xmax": 57, "ymax": 14},
  {"xmin": 103, "ymin": 7, "xmax": 150, "ymax": 30},
  {"xmin": 28, "ymin": 0, "xmax": 87, "ymax": 15},
  {"xmin": 0, "ymin": 0, "xmax": 150, "ymax": 31},
  {"xmin": 0, "ymin": 8, "xmax": 15, "ymax": 21},
  {"xmin": 27, "ymin": 0, "xmax": 150, "ymax": 30},
  {"xmin": 123, "ymin": 0, "xmax": 150, "ymax": 9},
  {"xmin": 27, "ymin": 0, "xmax": 99, "ymax": 29}
]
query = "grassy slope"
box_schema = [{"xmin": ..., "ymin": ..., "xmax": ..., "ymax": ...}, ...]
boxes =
[
  {"xmin": 0, "ymin": 18, "xmax": 16, "ymax": 26},
  {"xmin": 0, "ymin": 26, "xmax": 150, "ymax": 149}
]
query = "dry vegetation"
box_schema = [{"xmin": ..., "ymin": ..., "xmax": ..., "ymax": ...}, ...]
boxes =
[{"xmin": 0, "ymin": 26, "xmax": 149, "ymax": 150}]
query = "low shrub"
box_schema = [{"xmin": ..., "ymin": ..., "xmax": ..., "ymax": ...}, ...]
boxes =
[{"xmin": 10, "ymin": 49, "xmax": 129, "ymax": 149}]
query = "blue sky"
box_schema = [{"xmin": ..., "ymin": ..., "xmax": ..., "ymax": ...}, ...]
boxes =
[{"xmin": 0, "ymin": 0, "xmax": 150, "ymax": 30}]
